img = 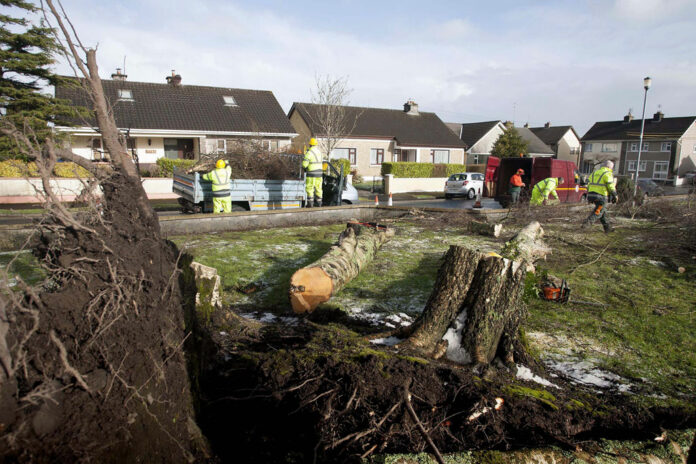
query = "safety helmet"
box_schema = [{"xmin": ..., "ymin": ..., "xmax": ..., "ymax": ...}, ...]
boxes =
[
  {"xmin": 517, "ymin": 169, "xmax": 525, "ymax": 175},
  {"xmin": 309, "ymin": 138, "xmax": 318, "ymax": 146},
  {"xmin": 216, "ymin": 159, "xmax": 226, "ymax": 169}
]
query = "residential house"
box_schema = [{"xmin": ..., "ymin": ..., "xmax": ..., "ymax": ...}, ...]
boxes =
[
  {"xmin": 54, "ymin": 70, "xmax": 297, "ymax": 165},
  {"xmin": 528, "ymin": 122, "xmax": 582, "ymax": 164},
  {"xmin": 514, "ymin": 125, "xmax": 555, "ymax": 157},
  {"xmin": 446, "ymin": 120, "xmax": 507, "ymax": 165},
  {"xmin": 581, "ymin": 111, "xmax": 696, "ymax": 183},
  {"xmin": 288, "ymin": 100, "xmax": 466, "ymax": 179}
]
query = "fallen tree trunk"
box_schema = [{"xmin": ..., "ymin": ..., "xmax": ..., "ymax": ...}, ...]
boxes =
[
  {"xmin": 289, "ymin": 222, "xmax": 395, "ymax": 314},
  {"xmin": 398, "ymin": 221, "xmax": 548, "ymax": 365}
]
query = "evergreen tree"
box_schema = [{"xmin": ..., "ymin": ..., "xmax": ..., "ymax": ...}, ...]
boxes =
[
  {"xmin": 490, "ymin": 126, "xmax": 529, "ymax": 158},
  {"xmin": 0, "ymin": 0, "xmax": 77, "ymax": 159}
]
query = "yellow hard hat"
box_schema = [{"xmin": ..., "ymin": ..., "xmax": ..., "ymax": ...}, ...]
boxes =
[
  {"xmin": 309, "ymin": 138, "xmax": 318, "ymax": 146},
  {"xmin": 216, "ymin": 159, "xmax": 226, "ymax": 169}
]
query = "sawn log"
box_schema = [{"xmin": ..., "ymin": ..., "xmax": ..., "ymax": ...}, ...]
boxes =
[{"xmin": 289, "ymin": 222, "xmax": 395, "ymax": 314}]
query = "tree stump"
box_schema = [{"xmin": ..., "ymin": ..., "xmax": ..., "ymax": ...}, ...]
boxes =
[
  {"xmin": 399, "ymin": 221, "xmax": 548, "ymax": 366},
  {"xmin": 289, "ymin": 222, "xmax": 395, "ymax": 313}
]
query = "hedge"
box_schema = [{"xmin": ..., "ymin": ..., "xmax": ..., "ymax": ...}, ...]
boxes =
[
  {"xmin": 380, "ymin": 162, "xmax": 468, "ymax": 178},
  {"xmin": 0, "ymin": 160, "xmax": 90, "ymax": 178},
  {"xmin": 329, "ymin": 158, "xmax": 351, "ymax": 176},
  {"xmin": 156, "ymin": 158, "xmax": 197, "ymax": 177}
]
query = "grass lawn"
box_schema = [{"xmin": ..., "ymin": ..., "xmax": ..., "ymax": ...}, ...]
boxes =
[{"xmin": 170, "ymin": 216, "xmax": 696, "ymax": 408}]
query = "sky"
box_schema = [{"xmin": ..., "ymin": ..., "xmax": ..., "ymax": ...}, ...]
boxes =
[{"xmin": 42, "ymin": 0, "xmax": 696, "ymax": 135}]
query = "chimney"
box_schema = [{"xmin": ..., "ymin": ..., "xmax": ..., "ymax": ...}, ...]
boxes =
[
  {"xmin": 111, "ymin": 68, "xmax": 127, "ymax": 81},
  {"xmin": 403, "ymin": 99, "xmax": 419, "ymax": 115},
  {"xmin": 544, "ymin": 121, "xmax": 551, "ymax": 128},
  {"xmin": 623, "ymin": 111, "xmax": 634, "ymax": 124},
  {"xmin": 166, "ymin": 70, "xmax": 182, "ymax": 86},
  {"xmin": 652, "ymin": 110, "xmax": 664, "ymax": 122}
]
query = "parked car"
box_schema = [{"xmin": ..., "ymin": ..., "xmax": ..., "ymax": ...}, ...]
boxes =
[
  {"xmin": 444, "ymin": 172, "xmax": 484, "ymax": 199},
  {"xmin": 637, "ymin": 179, "xmax": 664, "ymax": 197}
]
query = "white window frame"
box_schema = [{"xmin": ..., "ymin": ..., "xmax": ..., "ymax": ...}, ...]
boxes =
[
  {"xmin": 216, "ymin": 139, "xmax": 226, "ymax": 154},
  {"xmin": 601, "ymin": 143, "xmax": 617, "ymax": 152},
  {"xmin": 629, "ymin": 142, "xmax": 649, "ymax": 152},
  {"xmin": 118, "ymin": 89, "xmax": 133, "ymax": 101},
  {"xmin": 223, "ymin": 95, "xmax": 237, "ymax": 106},
  {"xmin": 627, "ymin": 160, "xmax": 647, "ymax": 172},
  {"xmin": 660, "ymin": 142, "xmax": 672, "ymax": 152},
  {"xmin": 653, "ymin": 161, "xmax": 669, "ymax": 179},
  {"xmin": 431, "ymin": 149, "xmax": 450, "ymax": 164},
  {"xmin": 331, "ymin": 147, "xmax": 357, "ymax": 165},
  {"xmin": 584, "ymin": 143, "xmax": 593, "ymax": 152}
]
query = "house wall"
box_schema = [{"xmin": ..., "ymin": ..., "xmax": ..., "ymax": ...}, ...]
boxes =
[
  {"xmin": 582, "ymin": 140, "xmax": 622, "ymax": 165},
  {"xmin": 66, "ymin": 135, "xmax": 166, "ymax": 163},
  {"xmin": 289, "ymin": 111, "xmax": 312, "ymax": 146},
  {"xmin": 328, "ymin": 138, "xmax": 394, "ymax": 178},
  {"xmin": 677, "ymin": 121, "xmax": 696, "ymax": 178},
  {"xmin": 468, "ymin": 125, "xmax": 505, "ymax": 158},
  {"xmin": 556, "ymin": 130, "xmax": 581, "ymax": 163},
  {"xmin": 623, "ymin": 140, "xmax": 674, "ymax": 180}
]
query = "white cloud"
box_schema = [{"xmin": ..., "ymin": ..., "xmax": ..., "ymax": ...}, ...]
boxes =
[{"xmin": 612, "ymin": 0, "xmax": 694, "ymax": 21}]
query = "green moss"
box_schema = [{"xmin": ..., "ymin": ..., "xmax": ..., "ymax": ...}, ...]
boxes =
[{"xmin": 504, "ymin": 385, "xmax": 558, "ymax": 410}]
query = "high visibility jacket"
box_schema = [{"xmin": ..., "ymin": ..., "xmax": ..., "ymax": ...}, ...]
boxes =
[
  {"xmin": 509, "ymin": 174, "xmax": 524, "ymax": 187},
  {"xmin": 202, "ymin": 166, "xmax": 232, "ymax": 197},
  {"xmin": 303, "ymin": 146, "xmax": 324, "ymax": 178},
  {"xmin": 533, "ymin": 177, "xmax": 559, "ymax": 200},
  {"xmin": 587, "ymin": 166, "xmax": 616, "ymax": 197}
]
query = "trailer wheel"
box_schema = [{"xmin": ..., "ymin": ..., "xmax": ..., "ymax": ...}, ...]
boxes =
[
  {"xmin": 580, "ymin": 193, "xmax": 587, "ymax": 203},
  {"xmin": 230, "ymin": 204, "xmax": 247, "ymax": 212}
]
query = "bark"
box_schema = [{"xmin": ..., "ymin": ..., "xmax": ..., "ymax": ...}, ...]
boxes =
[
  {"xmin": 468, "ymin": 221, "xmax": 503, "ymax": 238},
  {"xmin": 289, "ymin": 222, "xmax": 394, "ymax": 314},
  {"xmin": 400, "ymin": 222, "xmax": 548, "ymax": 366}
]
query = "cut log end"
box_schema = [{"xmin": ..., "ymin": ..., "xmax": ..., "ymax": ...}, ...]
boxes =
[{"xmin": 289, "ymin": 267, "xmax": 334, "ymax": 314}]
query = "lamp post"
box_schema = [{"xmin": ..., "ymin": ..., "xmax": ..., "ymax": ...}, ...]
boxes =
[{"xmin": 633, "ymin": 76, "xmax": 651, "ymax": 199}]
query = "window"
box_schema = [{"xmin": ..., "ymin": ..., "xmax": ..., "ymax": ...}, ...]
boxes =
[
  {"xmin": 661, "ymin": 142, "xmax": 672, "ymax": 152},
  {"xmin": 601, "ymin": 143, "xmax": 617, "ymax": 152},
  {"xmin": 370, "ymin": 148, "xmax": 384, "ymax": 165},
  {"xmin": 629, "ymin": 142, "xmax": 649, "ymax": 151},
  {"xmin": 216, "ymin": 139, "xmax": 226, "ymax": 154},
  {"xmin": 117, "ymin": 89, "xmax": 133, "ymax": 101},
  {"xmin": 627, "ymin": 160, "xmax": 647, "ymax": 172},
  {"xmin": 582, "ymin": 161, "xmax": 593, "ymax": 173},
  {"xmin": 472, "ymin": 173, "xmax": 484, "ymax": 181},
  {"xmin": 654, "ymin": 161, "xmax": 669, "ymax": 179},
  {"xmin": 584, "ymin": 143, "xmax": 593, "ymax": 152},
  {"xmin": 431, "ymin": 149, "xmax": 450, "ymax": 164},
  {"xmin": 222, "ymin": 95, "xmax": 237, "ymax": 106},
  {"xmin": 331, "ymin": 148, "xmax": 356, "ymax": 165}
]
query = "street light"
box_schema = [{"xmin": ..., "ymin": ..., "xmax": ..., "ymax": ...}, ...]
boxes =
[{"xmin": 633, "ymin": 76, "xmax": 652, "ymax": 199}]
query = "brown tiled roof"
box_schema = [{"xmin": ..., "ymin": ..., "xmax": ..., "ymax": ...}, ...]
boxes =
[
  {"xmin": 455, "ymin": 120, "xmax": 502, "ymax": 148},
  {"xmin": 55, "ymin": 77, "xmax": 297, "ymax": 134},
  {"xmin": 290, "ymin": 102, "xmax": 466, "ymax": 148},
  {"xmin": 516, "ymin": 127, "xmax": 554, "ymax": 155},
  {"xmin": 581, "ymin": 116, "xmax": 696, "ymax": 141}
]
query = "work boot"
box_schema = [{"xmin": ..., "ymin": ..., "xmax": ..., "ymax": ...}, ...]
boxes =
[
  {"xmin": 603, "ymin": 223, "xmax": 614, "ymax": 234},
  {"xmin": 314, "ymin": 199, "xmax": 322, "ymax": 208},
  {"xmin": 305, "ymin": 197, "xmax": 313, "ymax": 208}
]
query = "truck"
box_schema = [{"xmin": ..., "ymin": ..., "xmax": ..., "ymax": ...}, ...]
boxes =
[
  {"xmin": 173, "ymin": 154, "xmax": 357, "ymax": 213},
  {"xmin": 486, "ymin": 156, "xmax": 587, "ymax": 207}
]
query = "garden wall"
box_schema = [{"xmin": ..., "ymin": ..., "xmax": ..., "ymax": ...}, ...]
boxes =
[
  {"xmin": 383, "ymin": 174, "xmax": 446, "ymax": 195},
  {"xmin": 0, "ymin": 178, "xmax": 176, "ymax": 203}
]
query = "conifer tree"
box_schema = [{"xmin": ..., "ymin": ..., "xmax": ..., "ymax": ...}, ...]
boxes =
[
  {"xmin": 490, "ymin": 126, "xmax": 529, "ymax": 158},
  {"xmin": 0, "ymin": 0, "xmax": 76, "ymax": 159}
]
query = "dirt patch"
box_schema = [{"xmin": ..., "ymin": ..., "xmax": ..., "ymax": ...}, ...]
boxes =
[
  {"xmin": 196, "ymin": 312, "xmax": 696, "ymax": 463},
  {"xmin": 1, "ymin": 172, "xmax": 201, "ymax": 462}
]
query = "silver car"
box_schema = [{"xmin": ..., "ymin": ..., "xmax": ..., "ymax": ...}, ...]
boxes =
[
  {"xmin": 342, "ymin": 182, "xmax": 359, "ymax": 204},
  {"xmin": 444, "ymin": 172, "xmax": 484, "ymax": 199}
]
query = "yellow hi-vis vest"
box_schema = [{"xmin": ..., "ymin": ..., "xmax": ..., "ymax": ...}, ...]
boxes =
[
  {"xmin": 587, "ymin": 166, "xmax": 616, "ymax": 197},
  {"xmin": 534, "ymin": 178, "xmax": 559, "ymax": 200},
  {"xmin": 202, "ymin": 166, "xmax": 232, "ymax": 197},
  {"xmin": 303, "ymin": 146, "xmax": 324, "ymax": 177}
]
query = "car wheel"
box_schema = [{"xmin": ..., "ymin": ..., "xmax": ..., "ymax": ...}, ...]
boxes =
[
  {"xmin": 445, "ymin": 194, "xmax": 453, "ymax": 199},
  {"xmin": 581, "ymin": 194, "xmax": 587, "ymax": 203},
  {"xmin": 467, "ymin": 189, "xmax": 476, "ymax": 199}
]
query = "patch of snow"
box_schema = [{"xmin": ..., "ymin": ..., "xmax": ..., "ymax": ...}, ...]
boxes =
[
  {"xmin": 443, "ymin": 310, "xmax": 471, "ymax": 364},
  {"xmin": 546, "ymin": 358, "xmax": 631, "ymax": 391},
  {"xmin": 370, "ymin": 336, "xmax": 402, "ymax": 346},
  {"xmin": 516, "ymin": 364, "xmax": 559, "ymax": 389},
  {"xmin": 344, "ymin": 306, "xmax": 414, "ymax": 328}
]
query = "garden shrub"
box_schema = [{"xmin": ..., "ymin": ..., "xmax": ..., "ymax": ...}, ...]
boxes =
[
  {"xmin": 156, "ymin": 158, "xmax": 197, "ymax": 177},
  {"xmin": 329, "ymin": 158, "xmax": 351, "ymax": 176},
  {"xmin": 350, "ymin": 169, "xmax": 363, "ymax": 184},
  {"xmin": 381, "ymin": 162, "xmax": 469, "ymax": 178},
  {"xmin": 53, "ymin": 162, "xmax": 91, "ymax": 178},
  {"xmin": 0, "ymin": 160, "xmax": 40, "ymax": 177}
]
